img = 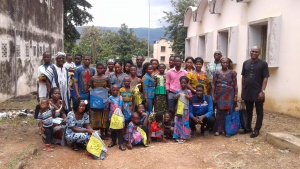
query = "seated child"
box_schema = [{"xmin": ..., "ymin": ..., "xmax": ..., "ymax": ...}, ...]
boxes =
[
  {"xmin": 136, "ymin": 104, "xmax": 149, "ymax": 131},
  {"xmin": 148, "ymin": 111, "xmax": 166, "ymax": 143},
  {"xmin": 38, "ymin": 98, "xmax": 55, "ymax": 152},
  {"xmin": 164, "ymin": 112, "xmax": 174, "ymax": 139},
  {"xmin": 125, "ymin": 112, "xmax": 147, "ymax": 150}
]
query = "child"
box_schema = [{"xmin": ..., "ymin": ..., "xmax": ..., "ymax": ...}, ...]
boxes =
[
  {"xmin": 123, "ymin": 60, "xmax": 133, "ymax": 76},
  {"xmin": 164, "ymin": 112, "xmax": 174, "ymax": 139},
  {"xmin": 63, "ymin": 54, "xmax": 76, "ymax": 90},
  {"xmin": 154, "ymin": 64, "xmax": 167, "ymax": 112},
  {"xmin": 89, "ymin": 63, "xmax": 110, "ymax": 139},
  {"xmin": 136, "ymin": 104, "xmax": 149, "ymax": 130},
  {"xmin": 38, "ymin": 98, "xmax": 55, "ymax": 152},
  {"xmin": 148, "ymin": 111, "xmax": 166, "ymax": 143},
  {"xmin": 130, "ymin": 65, "xmax": 141, "ymax": 89},
  {"xmin": 106, "ymin": 84, "xmax": 126, "ymax": 151},
  {"xmin": 119, "ymin": 77, "xmax": 135, "ymax": 126},
  {"xmin": 173, "ymin": 76, "xmax": 192, "ymax": 143},
  {"xmin": 125, "ymin": 112, "xmax": 147, "ymax": 150},
  {"xmin": 141, "ymin": 63, "xmax": 155, "ymax": 113}
]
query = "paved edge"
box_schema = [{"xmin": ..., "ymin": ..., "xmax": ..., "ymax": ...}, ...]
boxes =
[{"xmin": 266, "ymin": 132, "xmax": 300, "ymax": 154}]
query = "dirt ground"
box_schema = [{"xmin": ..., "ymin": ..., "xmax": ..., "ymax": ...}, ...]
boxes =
[{"xmin": 1, "ymin": 98, "xmax": 300, "ymax": 169}]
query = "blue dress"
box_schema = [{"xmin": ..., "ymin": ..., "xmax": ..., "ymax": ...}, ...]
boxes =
[{"xmin": 142, "ymin": 73, "xmax": 155, "ymax": 113}]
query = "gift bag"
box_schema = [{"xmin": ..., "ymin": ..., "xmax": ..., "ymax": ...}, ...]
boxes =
[
  {"xmin": 134, "ymin": 84, "xmax": 143, "ymax": 106},
  {"xmin": 90, "ymin": 88, "xmax": 108, "ymax": 109},
  {"xmin": 239, "ymin": 101, "xmax": 248, "ymax": 130},
  {"xmin": 110, "ymin": 108, "xmax": 125, "ymax": 129},
  {"xmin": 137, "ymin": 126, "xmax": 148, "ymax": 146},
  {"xmin": 86, "ymin": 132, "xmax": 107, "ymax": 160},
  {"xmin": 150, "ymin": 121, "xmax": 164, "ymax": 138},
  {"xmin": 176, "ymin": 94, "xmax": 188, "ymax": 115},
  {"xmin": 225, "ymin": 104, "xmax": 241, "ymax": 136}
]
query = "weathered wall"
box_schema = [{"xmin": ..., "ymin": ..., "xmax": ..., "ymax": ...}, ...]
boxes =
[
  {"xmin": 184, "ymin": 0, "xmax": 300, "ymax": 118},
  {"xmin": 0, "ymin": 0, "xmax": 63, "ymax": 102}
]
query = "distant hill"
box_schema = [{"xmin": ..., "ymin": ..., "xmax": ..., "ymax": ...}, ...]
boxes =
[{"xmin": 76, "ymin": 26, "xmax": 167, "ymax": 45}]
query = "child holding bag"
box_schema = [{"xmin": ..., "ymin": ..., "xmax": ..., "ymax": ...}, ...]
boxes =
[
  {"xmin": 173, "ymin": 76, "xmax": 192, "ymax": 143},
  {"xmin": 125, "ymin": 112, "xmax": 147, "ymax": 149},
  {"xmin": 106, "ymin": 84, "xmax": 126, "ymax": 151}
]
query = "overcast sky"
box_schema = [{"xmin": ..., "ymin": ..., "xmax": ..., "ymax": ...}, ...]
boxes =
[{"xmin": 85, "ymin": 0, "xmax": 173, "ymax": 28}]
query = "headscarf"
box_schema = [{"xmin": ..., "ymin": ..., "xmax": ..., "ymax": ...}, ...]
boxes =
[{"xmin": 55, "ymin": 52, "xmax": 66, "ymax": 58}]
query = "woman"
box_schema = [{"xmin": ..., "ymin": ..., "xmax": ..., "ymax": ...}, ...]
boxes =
[
  {"xmin": 65, "ymin": 99, "xmax": 94, "ymax": 151},
  {"xmin": 150, "ymin": 59, "xmax": 159, "ymax": 76},
  {"xmin": 185, "ymin": 57, "xmax": 195, "ymax": 73},
  {"xmin": 212, "ymin": 57, "xmax": 238, "ymax": 136},
  {"xmin": 49, "ymin": 87, "xmax": 67, "ymax": 146},
  {"xmin": 142, "ymin": 62, "xmax": 155, "ymax": 113},
  {"xmin": 187, "ymin": 57, "xmax": 211, "ymax": 95},
  {"xmin": 108, "ymin": 61, "xmax": 128, "ymax": 89}
]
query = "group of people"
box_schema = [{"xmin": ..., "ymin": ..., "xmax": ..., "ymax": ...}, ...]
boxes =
[{"xmin": 36, "ymin": 45, "xmax": 269, "ymax": 153}]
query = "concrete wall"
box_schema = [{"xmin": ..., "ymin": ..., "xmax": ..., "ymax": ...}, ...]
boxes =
[
  {"xmin": 153, "ymin": 38, "xmax": 174, "ymax": 65},
  {"xmin": 0, "ymin": 0, "xmax": 63, "ymax": 102},
  {"xmin": 184, "ymin": 0, "xmax": 300, "ymax": 118}
]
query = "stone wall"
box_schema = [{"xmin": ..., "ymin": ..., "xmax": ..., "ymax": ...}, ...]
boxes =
[{"xmin": 0, "ymin": 0, "xmax": 63, "ymax": 102}]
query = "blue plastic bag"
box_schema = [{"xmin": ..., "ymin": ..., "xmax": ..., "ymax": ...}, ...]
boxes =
[
  {"xmin": 225, "ymin": 104, "xmax": 241, "ymax": 136},
  {"xmin": 90, "ymin": 88, "xmax": 108, "ymax": 109}
]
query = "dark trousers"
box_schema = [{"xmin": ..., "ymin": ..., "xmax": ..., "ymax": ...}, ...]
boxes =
[
  {"xmin": 111, "ymin": 129, "xmax": 123, "ymax": 145},
  {"xmin": 44, "ymin": 126, "xmax": 53, "ymax": 144},
  {"xmin": 189, "ymin": 116, "xmax": 215, "ymax": 132},
  {"xmin": 244, "ymin": 100, "xmax": 264, "ymax": 132}
]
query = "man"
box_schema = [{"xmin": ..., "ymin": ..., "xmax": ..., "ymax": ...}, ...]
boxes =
[
  {"xmin": 166, "ymin": 55, "xmax": 175, "ymax": 70},
  {"xmin": 206, "ymin": 50, "xmax": 222, "ymax": 82},
  {"xmin": 166, "ymin": 56, "xmax": 187, "ymax": 113},
  {"xmin": 74, "ymin": 55, "xmax": 95, "ymax": 100},
  {"xmin": 44, "ymin": 52, "xmax": 70, "ymax": 111},
  {"xmin": 189, "ymin": 84, "xmax": 215, "ymax": 137},
  {"xmin": 241, "ymin": 46, "xmax": 269, "ymax": 138},
  {"xmin": 37, "ymin": 52, "xmax": 52, "ymax": 102},
  {"xmin": 136, "ymin": 56, "xmax": 144, "ymax": 78},
  {"xmin": 70, "ymin": 54, "xmax": 83, "ymax": 103}
]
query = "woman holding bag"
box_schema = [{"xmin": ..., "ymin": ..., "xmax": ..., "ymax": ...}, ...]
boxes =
[{"xmin": 212, "ymin": 58, "xmax": 238, "ymax": 136}]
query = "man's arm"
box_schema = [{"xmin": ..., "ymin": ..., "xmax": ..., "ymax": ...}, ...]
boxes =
[{"xmin": 165, "ymin": 71, "xmax": 170, "ymax": 95}]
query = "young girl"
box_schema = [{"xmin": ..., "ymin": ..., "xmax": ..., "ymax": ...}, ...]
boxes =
[
  {"xmin": 129, "ymin": 65, "xmax": 141, "ymax": 89},
  {"xmin": 88, "ymin": 63, "xmax": 110, "ymax": 139},
  {"xmin": 174, "ymin": 76, "xmax": 192, "ymax": 143},
  {"xmin": 49, "ymin": 87, "xmax": 67, "ymax": 146},
  {"xmin": 119, "ymin": 76, "xmax": 135, "ymax": 125},
  {"xmin": 38, "ymin": 98, "xmax": 55, "ymax": 152},
  {"xmin": 123, "ymin": 60, "xmax": 133, "ymax": 76},
  {"xmin": 164, "ymin": 112, "xmax": 174, "ymax": 139},
  {"xmin": 142, "ymin": 63, "xmax": 155, "ymax": 113},
  {"xmin": 150, "ymin": 59, "xmax": 159, "ymax": 76},
  {"xmin": 106, "ymin": 84, "xmax": 126, "ymax": 151},
  {"xmin": 154, "ymin": 64, "xmax": 168, "ymax": 112},
  {"xmin": 125, "ymin": 112, "xmax": 147, "ymax": 150}
]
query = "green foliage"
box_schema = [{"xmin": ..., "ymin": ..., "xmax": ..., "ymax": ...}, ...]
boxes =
[
  {"xmin": 63, "ymin": 0, "xmax": 93, "ymax": 52},
  {"xmin": 162, "ymin": 0, "xmax": 197, "ymax": 58},
  {"xmin": 73, "ymin": 24, "xmax": 152, "ymax": 64}
]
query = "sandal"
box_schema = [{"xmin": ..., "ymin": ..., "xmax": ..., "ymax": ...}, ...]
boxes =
[
  {"xmin": 119, "ymin": 144, "xmax": 126, "ymax": 151},
  {"xmin": 72, "ymin": 142, "xmax": 78, "ymax": 151},
  {"xmin": 108, "ymin": 142, "xmax": 116, "ymax": 148}
]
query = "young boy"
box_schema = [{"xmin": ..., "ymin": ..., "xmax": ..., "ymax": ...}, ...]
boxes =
[
  {"xmin": 38, "ymin": 98, "xmax": 54, "ymax": 152},
  {"xmin": 63, "ymin": 53, "xmax": 76, "ymax": 90}
]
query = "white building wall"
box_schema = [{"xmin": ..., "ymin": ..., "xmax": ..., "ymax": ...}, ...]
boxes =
[{"xmin": 184, "ymin": 0, "xmax": 300, "ymax": 117}]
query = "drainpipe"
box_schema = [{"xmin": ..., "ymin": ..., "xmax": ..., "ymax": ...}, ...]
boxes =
[{"xmin": 13, "ymin": 26, "xmax": 17, "ymax": 97}]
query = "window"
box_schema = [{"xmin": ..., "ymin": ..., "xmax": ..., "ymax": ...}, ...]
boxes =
[
  {"xmin": 248, "ymin": 21, "xmax": 268, "ymax": 61},
  {"xmin": 217, "ymin": 30, "xmax": 229, "ymax": 57},
  {"xmin": 198, "ymin": 35, "xmax": 206, "ymax": 58},
  {"xmin": 160, "ymin": 56, "xmax": 165, "ymax": 62},
  {"xmin": 185, "ymin": 38, "xmax": 191, "ymax": 56},
  {"xmin": 2, "ymin": 43, "xmax": 7, "ymax": 57},
  {"xmin": 161, "ymin": 46, "xmax": 166, "ymax": 52}
]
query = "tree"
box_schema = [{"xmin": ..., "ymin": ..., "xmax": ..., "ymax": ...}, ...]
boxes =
[
  {"xmin": 162, "ymin": 0, "xmax": 197, "ymax": 58},
  {"xmin": 63, "ymin": 0, "xmax": 93, "ymax": 52}
]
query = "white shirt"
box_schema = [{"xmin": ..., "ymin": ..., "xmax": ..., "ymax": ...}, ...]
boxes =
[
  {"xmin": 37, "ymin": 64, "xmax": 49, "ymax": 98},
  {"xmin": 63, "ymin": 62, "xmax": 76, "ymax": 70}
]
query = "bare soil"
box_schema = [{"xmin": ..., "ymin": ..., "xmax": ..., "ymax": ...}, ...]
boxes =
[{"xmin": 1, "ymin": 99, "xmax": 300, "ymax": 169}]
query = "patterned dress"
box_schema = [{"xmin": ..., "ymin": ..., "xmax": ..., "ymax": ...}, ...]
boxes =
[
  {"xmin": 119, "ymin": 87, "xmax": 135, "ymax": 122},
  {"xmin": 173, "ymin": 89, "xmax": 192, "ymax": 139},
  {"xmin": 213, "ymin": 70, "xmax": 237, "ymax": 132},
  {"xmin": 142, "ymin": 73, "xmax": 155, "ymax": 113},
  {"xmin": 88, "ymin": 75, "xmax": 110, "ymax": 129},
  {"xmin": 108, "ymin": 72, "xmax": 128, "ymax": 88},
  {"xmin": 65, "ymin": 111, "xmax": 91, "ymax": 143},
  {"xmin": 154, "ymin": 74, "xmax": 168, "ymax": 112},
  {"xmin": 106, "ymin": 95, "xmax": 123, "ymax": 119},
  {"xmin": 124, "ymin": 122, "xmax": 144, "ymax": 145},
  {"xmin": 187, "ymin": 71, "xmax": 210, "ymax": 94}
]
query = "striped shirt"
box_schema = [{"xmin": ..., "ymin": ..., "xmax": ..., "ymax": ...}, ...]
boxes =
[{"xmin": 38, "ymin": 108, "xmax": 53, "ymax": 127}]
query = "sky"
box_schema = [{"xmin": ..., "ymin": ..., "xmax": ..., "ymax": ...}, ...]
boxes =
[{"xmin": 85, "ymin": 0, "xmax": 173, "ymax": 28}]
